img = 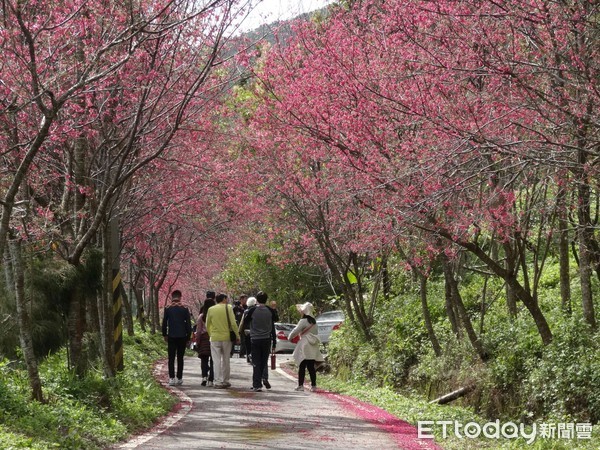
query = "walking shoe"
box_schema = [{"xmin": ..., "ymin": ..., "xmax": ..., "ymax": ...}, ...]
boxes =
[
  {"xmin": 250, "ymin": 387, "xmax": 263, "ymax": 392},
  {"xmin": 214, "ymin": 383, "xmax": 227, "ymax": 389},
  {"xmin": 310, "ymin": 386, "xmax": 318, "ymax": 392},
  {"xmin": 175, "ymin": 378, "xmax": 183, "ymax": 386},
  {"xmin": 222, "ymin": 381, "xmax": 231, "ymax": 388},
  {"xmin": 207, "ymin": 381, "xmax": 214, "ymax": 387},
  {"xmin": 294, "ymin": 386, "xmax": 304, "ymax": 391},
  {"xmin": 168, "ymin": 378, "xmax": 177, "ymax": 386},
  {"xmin": 201, "ymin": 378, "xmax": 207, "ymax": 386},
  {"xmin": 262, "ymin": 379, "xmax": 271, "ymax": 390}
]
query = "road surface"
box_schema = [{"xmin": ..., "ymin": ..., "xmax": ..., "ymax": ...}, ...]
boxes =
[{"xmin": 115, "ymin": 354, "xmax": 443, "ymax": 449}]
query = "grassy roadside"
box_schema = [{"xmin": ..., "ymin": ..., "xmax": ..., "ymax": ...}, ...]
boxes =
[
  {"xmin": 316, "ymin": 373, "xmax": 599, "ymax": 450},
  {"xmin": 0, "ymin": 331, "xmax": 176, "ymax": 450}
]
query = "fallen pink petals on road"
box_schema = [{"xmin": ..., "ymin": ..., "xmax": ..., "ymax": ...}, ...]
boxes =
[{"xmin": 323, "ymin": 392, "xmax": 444, "ymax": 450}]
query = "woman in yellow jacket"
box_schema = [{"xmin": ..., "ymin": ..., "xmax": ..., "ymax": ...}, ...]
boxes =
[{"xmin": 206, "ymin": 293, "xmax": 240, "ymax": 388}]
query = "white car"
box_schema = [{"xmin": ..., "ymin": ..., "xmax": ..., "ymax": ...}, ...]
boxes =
[
  {"xmin": 316, "ymin": 310, "xmax": 344, "ymax": 344},
  {"xmin": 274, "ymin": 322, "xmax": 297, "ymax": 353}
]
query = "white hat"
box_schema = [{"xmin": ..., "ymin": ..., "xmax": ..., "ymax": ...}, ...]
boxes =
[
  {"xmin": 247, "ymin": 297, "xmax": 257, "ymax": 307},
  {"xmin": 296, "ymin": 302, "xmax": 314, "ymax": 316}
]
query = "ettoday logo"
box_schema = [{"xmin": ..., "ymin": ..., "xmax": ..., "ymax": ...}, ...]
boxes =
[{"xmin": 418, "ymin": 420, "xmax": 593, "ymax": 444}]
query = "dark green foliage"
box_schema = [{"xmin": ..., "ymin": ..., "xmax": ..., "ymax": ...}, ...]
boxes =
[
  {"xmin": 0, "ymin": 248, "xmax": 103, "ymax": 360},
  {"xmin": 0, "ymin": 328, "xmax": 174, "ymax": 449},
  {"xmin": 525, "ymin": 318, "xmax": 600, "ymax": 423},
  {"xmin": 219, "ymin": 244, "xmax": 335, "ymax": 321},
  {"xmin": 326, "ymin": 259, "xmax": 600, "ymax": 425}
]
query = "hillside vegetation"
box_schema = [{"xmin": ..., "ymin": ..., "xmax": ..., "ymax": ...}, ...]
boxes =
[{"xmin": 0, "ymin": 331, "xmax": 174, "ymax": 449}]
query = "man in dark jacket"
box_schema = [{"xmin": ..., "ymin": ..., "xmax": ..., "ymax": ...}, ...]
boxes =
[
  {"xmin": 162, "ymin": 290, "xmax": 192, "ymax": 386},
  {"xmin": 241, "ymin": 291, "xmax": 278, "ymax": 391}
]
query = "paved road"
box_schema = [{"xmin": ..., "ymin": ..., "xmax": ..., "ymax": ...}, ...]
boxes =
[{"xmin": 115, "ymin": 354, "xmax": 443, "ymax": 450}]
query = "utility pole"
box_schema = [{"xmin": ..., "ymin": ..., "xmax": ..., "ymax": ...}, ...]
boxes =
[{"xmin": 111, "ymin": 213, "xmax": 124, "ymax": 371}]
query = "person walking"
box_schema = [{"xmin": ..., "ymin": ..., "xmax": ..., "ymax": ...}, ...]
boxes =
[
  {"xmin": 206, "ymin": 293, "xmax": 240, "ymax": 389},
  {"xmin": 239, "ymin": 296, "xmax": 257, "ymax": 364},
  {"xmin": 196, "ymin": 297, "xmax": 216, "ymax": 386},
  {"xmin": 234, "ymin": 295, "xmax": 248, "ymax": 358},
  {"xmin": 288, "ymin": 302, "xmax": 324, "ymax": 392},
  {"xmin": 162, "ymin": 290, "xmax": 192, "ymax": 386},
  {"xmin": 239, "ymin": 291, "xmax": 277, "ymax": 392}
]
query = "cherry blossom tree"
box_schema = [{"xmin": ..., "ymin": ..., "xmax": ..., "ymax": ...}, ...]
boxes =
[
  {"xmin": 0, "ymin": 0, "xmax": 248, "ymax": 385},
  {"xmin": 235, "ymin": 0, "xmax": 600, "ymax": 346}
]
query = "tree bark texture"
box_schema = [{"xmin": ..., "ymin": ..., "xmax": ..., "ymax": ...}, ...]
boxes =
[
  {"xmin": 442, "ymin": 256, "xmax": 488, "ymax": 361},
  {"xmin": 9, "ymin": 238, "xmax": 44, "ymax": 402},
  {"xmin": 419, "ymin": 274, "xmax": 442, "ymax": 357}
]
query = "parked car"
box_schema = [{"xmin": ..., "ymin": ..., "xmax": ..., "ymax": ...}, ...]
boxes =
[
  {"xmin": 316, "ymin": 310, "xmax": 344, "ymax": 344},
  {"xmin": 274, "ymin": 322, "xmax": 297, "ymax": 353}
]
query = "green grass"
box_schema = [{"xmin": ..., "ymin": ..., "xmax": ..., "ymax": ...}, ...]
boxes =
[
  {"xmin": 0, "ymin": 330, "xmax": 176, "ymax": 449},
  {"xmin": 317, "ymin": 374, "xmax": 600, "ymax": 449}
]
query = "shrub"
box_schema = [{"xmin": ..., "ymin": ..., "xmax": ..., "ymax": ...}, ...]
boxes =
[
  {"xmin": 524, "ymin": 318, "xmax": 600, "ymax": 423},
  {"xmin": 0, "ymin": 328, "xmax": 175, "ymax": 449}
]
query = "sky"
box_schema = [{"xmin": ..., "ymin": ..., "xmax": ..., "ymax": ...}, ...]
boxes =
[{"xmin": 235, "ymin": 0, "xmax": 334, "ymax": 33}]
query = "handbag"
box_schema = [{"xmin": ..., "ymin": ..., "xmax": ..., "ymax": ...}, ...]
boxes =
[
  {"xmin": 290, "ymin": 323, "xmax": 314, "ymax": 344},
  {"xmin": 196, "ymin": 331, "xmax": 211, "ymax": 356},
  {"xmin": 305, "ymin": 333, "xmax": 321, "ymax": 345},
  {"xmin": 226, "ymin": 307, "xmax": 237, "ymax": 342}
]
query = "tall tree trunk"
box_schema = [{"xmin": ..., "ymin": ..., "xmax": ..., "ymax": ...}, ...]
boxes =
[
  {"xmin": 502, "ymin": 242, "xmax": 518, "ymax": 319},
  {"xmin": 101, "ymin": 225, "xmax": 116, "ymax": 377},
  {"xmin": 442, "ymin": 256, "xmax": 488, "ymax": 361},
  {"xmin": 3, "ymin": 247, "xmax": 15, "ymax": 297},
  {"xmin": 479, "ymin": 276, "xmax": 489, "ymax": 336},
  {"xmin": 418, "ymin": 273, "xmax": 441, "ymax": 357},
  {"xmin": 9, "ymin": 238, "xmax": 44, "ymax": 402},
  {"xmin": 557, "ymin": 187, "xmax": 572, "ymax": 314},
  {"xmin": 577, "ymin": 225, "xmax": 596, "ymax": 328},
  {"xmin": 382, "ymin": 254, "xmax": 391, "ymax": 301},
  {"xmin": 444, "ymin": 270, "xmax": 460, "ymax": 338},
  {"xmin": 576, "ymin": 172, "xmax": 597, "ymax": 328},
  {"xmin": 439, "ymin": 230, "xmax": 553, "ymax": 345},
  {"xmin": 121, "ymin": 283, "xmax": 134, "ymax": 336},
  {"xmin": 148, "ymin": 282, "xmax": 157, "ymax": 334},
  {"xmin": 134, "ymin": 275, "xmax": 146, "ymax": 332}
]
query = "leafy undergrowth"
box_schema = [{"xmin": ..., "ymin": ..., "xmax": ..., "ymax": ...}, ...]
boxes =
[
  {"xmin": 0, "ymin": 331, "xmax": 176, "ymax": 449},
  {"xmin": 317, "ymin": 374, "xmax": 600, "ymax": 450}
]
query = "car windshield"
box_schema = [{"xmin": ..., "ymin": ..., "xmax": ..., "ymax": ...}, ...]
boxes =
[
  {"xmin": 275, "ymin": 323, "xmax": 295, "ymax": 331},
  {"xmin": 316, "ymin": 311, "xmax": 344, "ymax": 321}
]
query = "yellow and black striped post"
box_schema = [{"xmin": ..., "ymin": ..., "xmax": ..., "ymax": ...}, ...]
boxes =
[{"xmin": 113, "ymin": 269, "xmax": 124, "ymax": 371}]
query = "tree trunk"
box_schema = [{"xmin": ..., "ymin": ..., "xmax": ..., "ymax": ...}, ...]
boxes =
[
  {"xmin": 442, "ymin": 256, "xmax": 488, "ymax": 361},
  {"xmin": 502, "ymin": 243, "xmax": 518, "ymax": 319},
  {"xmin": 444, "ymin": 270, "xmax": 460, "ymax": 338},
  {"xmin": 9, "ymin": 238, "xmax": 44, "ymax": 402},
  {"xmin": 439, "ymin": 231, "xmax": 553, "ymax": 345},
  {"xmin": 3, "ymin": 247, "xmax": 15, "ymax": 294},
  {"xmin": 134, "ymin": 276, "xmax": 146, "ymax": 332},
  {"xmin": 418, "ymin": 273, "xmax": 441, "ymax": 357},
  {"xmin": 576, "ymin": 173, "xmax": 597, "ymax": 328},
  {"xmin": 430, "ymin": 385, "xmax": 475, "ymax": 405},
  {"xmin": 101, "ymin": 225, "xmax": 116, "ymax": 377},
  {"xmin": 382, "ymin": 254, "xmax": 391, "ymax": 301},
  {"xmin": 577, "ymin": 225, "xmax": 596, "ymax": 328},
  {"xmin": 557, "ymin": 187, "xmax": 572, "ymax": 314},
  {"xmin": 505, "ymin": 273, "xmax": 517, "ymax": 319},
  {"xmin": 121, "ymin": 283, "xmax": 134, "ymax": 336},
  {"xmin": 148, "ymin": 283, "xmax": 157, "ymax": 334}
]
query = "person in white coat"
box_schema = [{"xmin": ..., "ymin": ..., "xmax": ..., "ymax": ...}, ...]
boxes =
[{"xmin": 288, "ymin": 302, "xmax": 324, "ymax": 392}]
